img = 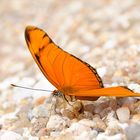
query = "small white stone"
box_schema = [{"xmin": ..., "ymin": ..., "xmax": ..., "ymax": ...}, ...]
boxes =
[
  {"xmin": 105, "ymin": 111, "xmax": 117, "ymax": 125},
  {"xmin": 75, "ymin": 130, "xmax": 98, "ymax": 140},
  {"xmin": 66, "ymin": 122, "xmax": 91, "ymax": 136},
  {"xmin": 125, "ymin": 123, "xmax": 140, "ymax": 140},
  {"xmin": 28, "ymin": 136, "xmax": 39, "ymax": 140},
  {"xmin": 55, "ymin": 132, "xmax": 74, "ymax": 140},
  {"xmin": 22, "ymin": 128, "xmax": 39, "ymax": 139},
  {"xmin": 46, "ymin": 115, "xmax": 70, "ymax": 131},
  {"xmin": 79, "ymin": 118, "xmax": 106, "ymax": 131},
  {"xmin": 79, "ymin": 119, "xmax": 96, "ymax": 127},
  {"xmin": 50, "ymin": 131, "xmax": 60, "ymax": 137},
  {"xmin": 30, "ymin": 117, "xmax": 48, "ymax": 136},
  {"xmin": 32, "ymin": 105, "xmax": 49, "ymax": 118},
  {"xmin": 103, "ymin": 39, "xmax": 117, "ymax": 49},
  {"xmin": 105, "ymin": 120, "xmax": 123, "ymax": 135},
  {"xmin": 96, "ymin": 133, "xmax": 124, "ymax": 140},
  {"xmin": 116, "ymin": 107, "xmax": 130, "ymax": 123},
  {"xmin": 0, "ymin": 131, "xmax": 23, "ymax": 140}
]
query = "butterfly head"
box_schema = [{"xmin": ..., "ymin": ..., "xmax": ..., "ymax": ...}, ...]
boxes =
[{"xmin": 53, "ymin": 90, "xmax": 62, "ymax": 97}]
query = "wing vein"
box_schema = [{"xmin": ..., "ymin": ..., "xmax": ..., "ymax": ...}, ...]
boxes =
[{"xmin": 47, "ymin": 51, "xmax": 62, "ymax": 87}]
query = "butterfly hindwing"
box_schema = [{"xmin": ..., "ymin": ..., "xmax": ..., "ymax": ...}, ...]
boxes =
[{"xmin": 72, "ymin": 86, "xmax": 140, "ymax": 97}]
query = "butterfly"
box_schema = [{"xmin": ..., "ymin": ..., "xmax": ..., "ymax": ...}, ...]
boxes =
[{"xmin": 25, "ymin": 26, "xmax": 140, "ymax": 101}]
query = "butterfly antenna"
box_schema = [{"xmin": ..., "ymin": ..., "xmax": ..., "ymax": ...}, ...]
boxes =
[{"xmin": 11, "ymin": 84, "xmax": 53, "ymax": 92}]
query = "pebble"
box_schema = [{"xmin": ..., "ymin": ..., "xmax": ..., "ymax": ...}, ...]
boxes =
[
  {"xmin": 105, "ymin": 111, "xmax": 117, "ymax": 125},
  {"xmin": 0, "ymin": 131, "xmax": 23, "ymax": 140},
  {"xmin": 125, "ymin": 123, "xmax": 140, "ymax": 140},
  {"xmin": 75, "ymin": 130, "xmax": 98, "ymax": 140},
  {"xmin": 131, "ymin": 114, "xmax": 140, "ymax": 122},
  {"xmin": 78, "ymin": 119, "xmax": 95, "ymax": 127},
  {"xmin": 29, "ymin": 137, "xmax": 39, "ymax": 140},
  {"xmin": 61, "ymin": 109, "xmax": 75, "ymax": 119},
  {"xmin": 31, "ymin": 117, "xmax": 48, "ymax": 136},
  {"xmin": 96, "ymin": 133, "xmax": 125, "ymax": 140},
  {"xmin": 116, "ymin": 107, "xmax": 130, "ymax": 123},
  {"xmin": 78, "ymin": 111, "xmax": 94, "ymax": 119},
  {"xmin": 46, "ymin": 115, "xmax": 70, "ymax": 131},
  {"xmin": 103, "ymin": 39, "xmax": 117, "ymax": 49},
  {"xmin": 31, "ymin": 105, "xmax": 50, "ymax": 118},
  {"xmin": 117, "ymin": 97, "xmax": 136, "ymax": 111},
  {"xmin": 55, "ymin": 132, "xmax": 74, "ymax": 140},
  {"xmin": 50, "ymin": 131, "xmax": 60, "ymax": 137},
  {"xmin": 84, "ymin": 103, "xmax": 95, "ymax": 114},
  {"xmin": 66, "ymin": 122, "xmax": 91, "ymax": 136},
  {"xmin": 105, "ymin": 121, "xmax": 123, "ymax": 135},
  {"xmin": 36, "ymin": 128, "xmax": 47, "ymax": 137},
  {"xmin": 60, "ymin": 100, "xmax": 83, "ymax": 119},
  {"xmin": 134, "ymin": 101, "xmax": 140, "ymax": 113},
  {"xmin": 94, "ymin": 99, "xmax": 117, "ymax": 117},
  {"xmin": 93, "ymin": 117, "xmax": 107, "ymax": 131}
]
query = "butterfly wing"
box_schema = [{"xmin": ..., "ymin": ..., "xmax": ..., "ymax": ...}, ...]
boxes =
[
  {"xmin": 25, "ymin": 26, "xmax": 103, "ymax": 94},
  {"xmin": 72, "ymin": 86, "xmax": 140, "ymax": 97},
  {"xmin": 25, "ymin": 26, "xmax": 139, "ymax": 98}
]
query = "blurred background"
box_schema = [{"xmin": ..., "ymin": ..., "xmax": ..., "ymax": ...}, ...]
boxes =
[
  {"xmin": 1, "ymin": 1, "xmax": 140, "ymax": 139},
  {"xmin": 1, "ymin": 0, "xmax": 140, "ymax": 95}
]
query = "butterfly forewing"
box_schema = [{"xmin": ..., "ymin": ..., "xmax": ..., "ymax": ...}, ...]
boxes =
[{"xmin": 25, "ymin": 26, "xmax": 103, "ymax": 95}]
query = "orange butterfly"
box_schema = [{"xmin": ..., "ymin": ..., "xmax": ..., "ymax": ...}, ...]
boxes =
[{"xmin": 25, "ymin": 26, "xmax": 140, "ymax": 100}]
